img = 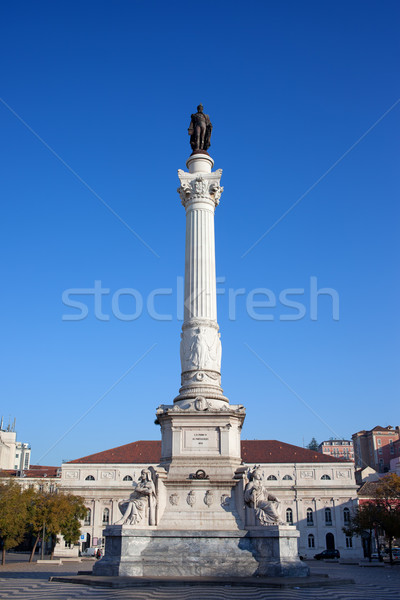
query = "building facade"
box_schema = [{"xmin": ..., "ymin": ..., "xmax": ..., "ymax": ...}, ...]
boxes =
[
  {"xmin": 0, "ymin": 424, "xmax": 31, "ymax": 471},
  {"xmin": 352, "ymin": 426, "xmax": 400, "ymax": 473},
  {"xmin": 59, "ymin": 439, "xmax": 362, "ymax": 559},
  {"xmin": 318, "ymin": 440, "xmax": 354, "ymax": 461}
]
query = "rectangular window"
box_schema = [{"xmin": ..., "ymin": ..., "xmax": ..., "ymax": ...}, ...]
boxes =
[
  {"xmin": 325, "ymin": 508, "xmax": 332, "ymax": 525},
  {"xmin": 346, "ymin": 536, "xmax": 353, "ymax": 548}
]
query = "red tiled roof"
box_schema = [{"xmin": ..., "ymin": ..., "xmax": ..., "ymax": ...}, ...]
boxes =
[
  {"xmin": 358, "ymin": 481, "xmax": 380, "ymax": 497},
  {"xmin": 24, "ymin": 466, "xmax": 59, "ymax": 478},
  {"xmin": 66, "ymin": 439, "xmax": 347, "ymax": 465},
  {"xmin": 67, "ymin": 441, "xmax": 162, "ymax": 464},
  {"xmin": 371, "ymin": 426, "xmax": 394, "ymax": 432},
  {"xmin": 0, "ymin": 466, "xmax": 59, "ymax": 478},
  {"xmin": 241, "ymin": 440, "xmax": 346, "ymax": 464}
]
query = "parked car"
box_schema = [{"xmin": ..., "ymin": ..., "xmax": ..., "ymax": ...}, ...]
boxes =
[{"xmin": 314, "ymin": 549, "xmax": 340, "ymax": 560}]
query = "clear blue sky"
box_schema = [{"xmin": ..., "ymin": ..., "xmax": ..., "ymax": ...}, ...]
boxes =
[{"xmin": 0, "ymin": 1, "xmax": 399, "ymax": 465}]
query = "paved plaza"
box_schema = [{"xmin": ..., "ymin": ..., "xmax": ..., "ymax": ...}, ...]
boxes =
[{"xmin": 0, "ymin": 555, "xmax": 399, "ymax": 600}]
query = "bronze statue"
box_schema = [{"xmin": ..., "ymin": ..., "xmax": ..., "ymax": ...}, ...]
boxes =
[{"xmin": 188, "ymin": 104, "xmax": 212, "ymax": 152}]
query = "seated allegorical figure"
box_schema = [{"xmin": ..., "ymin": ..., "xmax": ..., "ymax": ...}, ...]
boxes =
[
  {"xmin": 116, "ymin": 468, "xmax": 157, "ymax": 526},
  {"xmin": 244, "ymin": 466, "xmax": 285, "ymax": 526}
]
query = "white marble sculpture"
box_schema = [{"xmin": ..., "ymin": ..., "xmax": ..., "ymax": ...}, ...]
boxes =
[
  {"xmin": 244, "ymin": 466, "xmax": 285, "ymax": 526},
  {"xmin": 116, "ymin": 468, "xmax": 157, "ymax": 526}
]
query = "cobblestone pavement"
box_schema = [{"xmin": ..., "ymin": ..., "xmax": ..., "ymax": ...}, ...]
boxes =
[{"xmin": 0, "ymin": 558, "xmax": 399, "ymax": 600}]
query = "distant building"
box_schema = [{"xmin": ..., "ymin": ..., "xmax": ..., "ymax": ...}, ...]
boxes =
[
  {"xmin": 389, "ymin": 438, "xmax": 400, "ymax": 476},
  {"xmin": 0, "ymin": 465, "xmax": 60, "ymax": 490},
  {"xmin": 352, "ymin": 426, "xmax": 400, "ymax": 473},
  {"xmin": 0, "ymin": 418, "xmax": 31, "ymax": 471},
  {"xmin": 318, "ymin": 439, "xmax": 354, "ymax": 461}
]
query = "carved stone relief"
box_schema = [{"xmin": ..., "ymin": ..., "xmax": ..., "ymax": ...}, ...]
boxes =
[
  {"xmin": 177, "ymin": 170, "xmax": 223, "ymax": 208},
  {"xmin": 299, "ymin": 470, "xmax": 314, "ymax": 479},
  {"xmin": 204, "ymin": 490, "xmax": 214, "ymax": 507},
  {"xmin": 180, "ymin": 326, "xmax": 221, "ymax": 373},
  {"xmin": 169, "ymin": 493, "xmax": 179, "ymax": 506},
  {"xmin": 194, "ymin": 396, "xmax": 210, "ymax": 411},
  {"xmin": 221, "ymin": 494, "xmax": 230, "ymax": 507},
  {"xmin": 336, "ymin": 470, "xmax": 349, "ymax": 478},
  {"xmin": 187, "ymin": 491, "xmax": 196, "ymax": 507}
]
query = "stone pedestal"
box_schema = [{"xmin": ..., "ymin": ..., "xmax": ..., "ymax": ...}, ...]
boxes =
[{"xmin": 93, "ymin": 527, "xmax": 309, "ymax": 578}]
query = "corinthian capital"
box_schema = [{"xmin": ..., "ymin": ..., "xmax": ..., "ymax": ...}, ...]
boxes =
[{"xmin": 177, "ymin": 169, "xmax": 223, "ymax": 208}]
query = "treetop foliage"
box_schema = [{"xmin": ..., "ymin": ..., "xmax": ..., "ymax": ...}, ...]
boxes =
[{"xmin": 0, "ymin": 480, "xmax": 86, "ymax": 564}]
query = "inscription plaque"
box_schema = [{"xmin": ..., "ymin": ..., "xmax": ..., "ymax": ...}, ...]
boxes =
[{"xmin": 183, "ymin": 428, "xmax": 219, "ymax": 452}]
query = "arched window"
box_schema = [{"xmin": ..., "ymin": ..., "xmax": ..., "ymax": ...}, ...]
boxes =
[
  {"xmin": 286, "ymin": 508, "xmax": 293, "ymax": 525},
  {"xmin": 267, "ymin": 475, "xmax": 277, "ymax": 480},
  {"xmin": 102, "ymin": 508, "xmax": 110, "ymax": 524},
  {"xmin": 84, "ymin": 508, "xmax": 91, "ymax": 526},
  {"xmin": 123, "ymin": 475, "xmax": 133, "ymax": 481},
  {"xmin": 85, "ymin": 475, "xmax": 95, "ymax": 481},
  {"xmin": 325, "ymin": 507, "xmax": 332, "ymax": 525},
  {"xmin": 343, "ymin": 507, "xmax": 350, "ymax": 524},
  {"xmin": 306, "ymin": 507, "xmax": 314, "ymax": 526},
  {"xmin": 321, "ymin": 474, "xmax": 331, "ymax": 480},
  {"xmin": 308, "ymin": 534, "xmax": 315, "ymax": 548},
  {"xmin": 282, "ymin": 474, "xmax": 293, "ymax": 480}
]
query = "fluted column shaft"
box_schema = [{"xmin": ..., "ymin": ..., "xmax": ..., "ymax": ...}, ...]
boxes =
[
  {"xmin": 184, "ymin": 202, "xmax": 217, "ymax": 322},
  {"xmin": 176, "ymin": 154, "xmax": 226, "ymax": 403}
]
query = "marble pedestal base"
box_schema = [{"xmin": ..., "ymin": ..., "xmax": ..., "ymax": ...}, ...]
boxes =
[{"xmin": 92, "ymin": 526, "xmax": 309, "ymax": 578}]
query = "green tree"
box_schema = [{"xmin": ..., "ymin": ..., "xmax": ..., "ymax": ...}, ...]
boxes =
[
  {"xmin": 26, "ymin": 489, "xmax": 53, "ymax": 562},
  {"xmin": 374, "ymin": 473, "xmax": 400, "ymax": 563},
  {"xmin": 346, "ymin": 475, "xmax": 400, "ymax": 563},
  {"xmin": 343, "ymin": 502, "xmax": 381, "ymax": 560},
  {"xmin": 306, "ymin": 437, "xmax": 319, "ymax": 451},
  {"xmin": 0, "ymin": 480, "xmax": 31, "ymax": 564},
  {"xmin": 44, "ymin": 492, "xmax": 86, "ymax": 559}
]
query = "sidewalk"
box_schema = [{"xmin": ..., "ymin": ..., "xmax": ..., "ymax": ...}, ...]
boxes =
[{"xmin": 0, "ymin": 557, "xmax": 399, "ymax": 599}]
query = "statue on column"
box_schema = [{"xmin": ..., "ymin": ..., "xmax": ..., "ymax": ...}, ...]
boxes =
[
  {"xmin": 116, "ymin": 468, "xmax": 157, "ymax": 526},
  {"xmin": 244, "ymin": 466, "xmax": 284, "ymax": 526},
  {"xmin": 188, "ymin": 104, "xmax": 212, "ymax": 152}
]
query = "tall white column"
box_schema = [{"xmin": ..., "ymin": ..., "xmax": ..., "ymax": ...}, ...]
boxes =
[{"xmin": 176, "ymin": 153, "xmax": 227, "ymax": 404}]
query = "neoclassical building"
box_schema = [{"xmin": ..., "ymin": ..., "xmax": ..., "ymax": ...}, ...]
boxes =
[{"xmin": 58, "ymin": 439, "xmax": 361, "ymax": 559}]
